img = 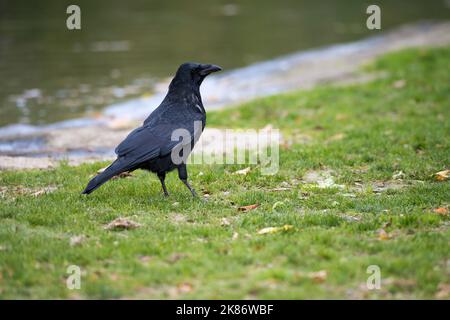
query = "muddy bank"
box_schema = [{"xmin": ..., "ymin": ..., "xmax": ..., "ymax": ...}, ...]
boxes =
[{"xmin": 1, "ymin": 21, "xmax": 449, "ymax": 169}]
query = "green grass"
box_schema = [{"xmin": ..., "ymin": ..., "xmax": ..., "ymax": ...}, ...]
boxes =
[{"xmin": 1, "ymin": 47, "xmax": 449, "ymax": 299}]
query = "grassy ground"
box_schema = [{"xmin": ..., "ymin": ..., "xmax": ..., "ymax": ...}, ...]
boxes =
[{"xmin": 0, "ymin": 47, "xmax": 449, "ymax": 299}]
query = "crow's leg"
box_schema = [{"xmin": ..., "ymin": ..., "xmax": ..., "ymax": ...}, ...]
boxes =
[
  {"xmin": 157, "ymin": 172, "xmax": 169, "ymax": 197},
  {"xmin": 177, "ymin": 164, "xmax": 198, "ymax": 198}
]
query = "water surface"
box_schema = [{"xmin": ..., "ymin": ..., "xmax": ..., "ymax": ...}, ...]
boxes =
[{"xmin": 0, "ymin": 0, "xmax": 448, "ymax": 126}]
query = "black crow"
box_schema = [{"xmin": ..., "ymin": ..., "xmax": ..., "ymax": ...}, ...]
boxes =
[{"xmin": 81, "ymin": 62, "xmax": 222, "ymax": 197}]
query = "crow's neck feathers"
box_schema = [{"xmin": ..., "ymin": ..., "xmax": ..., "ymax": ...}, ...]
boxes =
[{"xmin": 165, "ymin": 75, "xmax": 205, "ymax": 113}]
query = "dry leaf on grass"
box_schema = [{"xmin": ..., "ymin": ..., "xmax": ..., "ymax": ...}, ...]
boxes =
[
  {"xmin": 238, "ymin": 204, "xmax": 259, "ymax": 212},
  {"xmin": 392, "ymin": 171, "xmax": 405, "ymax": 180},
  {"xmin": 392, "ymin": 79, "xmax": 406, "ymax": 88},
  {"xmin": 257, "ymin": 225, "xmax": 293, "ymax": 235},
  {"xmin": 434, "ymin": 170, "xmax": 450, "ymax": 181},
  {"xmin": 202, "ymin": 190, "xmax": 211, "ymax": 198},
  {"xmin": 177, "ymin": 282, "xmax": 193, "ymax": 294},
  {"xmin": 308, "ymin": 270, "xmax": 327, "ymax": 283},
  {"xmin": 220, "ymin": 217, "xmax": 231, "ymax": 226},
  {"xmin": 378, "ymin": 229, "xmax": 390, "ymax": 240},
  {"xmin": 233, "ymin": 167, "xmax": 251, "ymax": 175},
  {"xmin": 296, "ymin": 270, "xmax": 328, "ymax": 283},
  {"xmin": 69, "ymin": 235, "xmax": 86, "ymax": 246},
  {"xmin": 103, "ymin": 217, "xmax": 142, "ymax": 230},
  {"xmin": 163, "ymin": 282, "xmax": 195, "ymax": 298},
  {"xmin": 433, "ymin": 207, "xmax": 448, "ymax": 216}
]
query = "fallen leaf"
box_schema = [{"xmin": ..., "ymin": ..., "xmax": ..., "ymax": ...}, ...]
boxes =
[
  {"xmin": 433, "ymin": 207, "xmax": 448, "ymax": 216},
  {"xmin": 392, "ymin": 79, "xmax": 406, "ymax": 88},
  {"xmin": 238, "ymin": 204, "xmax": 259, "ymax": 212},
  {"xmin": 378, "ymin": 229, "xmax": 390, "ymax": 240},
  {"xmin": 165, "ymin": 282, "xmax": 195, "ymax": 298},
  {"xmin": 103, "ymin": 217, "xmax": 142, "ymax": 230},
  {"xmin": 257, "ymin": 225, "xmax": 293, "ymax": 235},
  {"xmin": 392, "ymin": 171, "xmax": 405, "ymax": 180},
  {"xmin": 308, "ymin": 270, "xmax": 327, "ymax": 283},
  {"xmin": 435, "ymin": 170, "xmax": 450, "ymax": 181},
  {"xmin": 177, "ymin": 282, "xmax": 193, "ymax": 293},
  {"xmin": 69, "ymin": 235, "xmax": 86, "ymax": 246},
  {"xmin": 220, "ymin": 217, "xmax": 231, "ymax": 226},
  {"xmin": 233, "ymin": 167, "xmax": 251, "ymax": 175},
  {"xmin": 296, "ymin": 270, "xmax": 328, "ymax": 283},
  {"xmin": 203, "ymin": 190, "xmax": 211, "ymax": 197}
]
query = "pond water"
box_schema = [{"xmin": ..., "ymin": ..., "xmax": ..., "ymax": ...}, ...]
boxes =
[{"xmin": 0, "ymin": 0, "xmax": 448, "ymax": 127}]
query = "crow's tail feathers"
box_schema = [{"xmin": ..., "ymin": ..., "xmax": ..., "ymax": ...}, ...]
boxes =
[{"xmin": 81, "ymin": 159, "xmax": 128, "ymax": 195}]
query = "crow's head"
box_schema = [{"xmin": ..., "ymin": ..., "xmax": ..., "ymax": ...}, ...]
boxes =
[{"xmin": 174, "ymin": 62, "xmax": 222, "ymax": 86}]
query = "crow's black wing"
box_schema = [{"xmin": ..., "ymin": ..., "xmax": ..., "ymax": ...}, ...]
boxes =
[
  {"xmin": 115, "ymin": 126, "xmax": 146, "ymax": 156},
  {"xmin": 115, "ymin": 125, "xmax": 166, "ymax": 166},
  {"xmin": 114, "ymin": 122, "xmax": 198, "ymax": 168}
]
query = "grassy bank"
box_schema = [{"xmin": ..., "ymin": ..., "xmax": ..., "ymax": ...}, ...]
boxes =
[{"xmin": 0, "ymin": 47, "xmax": 449, "ymax": 299}]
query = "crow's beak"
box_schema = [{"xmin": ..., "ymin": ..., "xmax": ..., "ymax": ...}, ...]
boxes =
[{"xmin": 199, "ymin": 64, "xmax": 222, "ymax": 76}]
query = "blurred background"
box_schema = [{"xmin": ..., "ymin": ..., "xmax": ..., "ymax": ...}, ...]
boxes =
[{"xmin": 0, "ymin": 0, "xmax": 449, "ymax": 127}]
